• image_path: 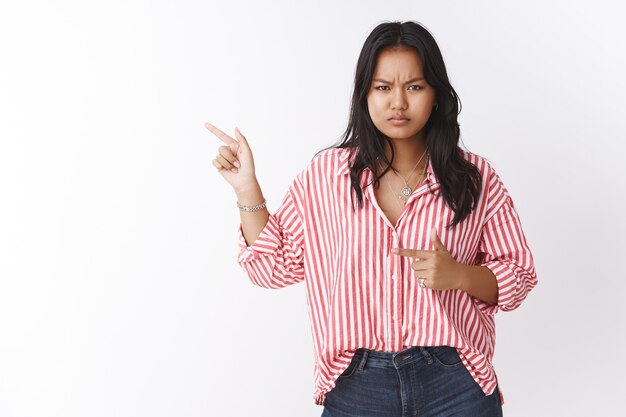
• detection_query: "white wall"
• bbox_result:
[1,0,624,416]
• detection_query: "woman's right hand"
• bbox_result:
[206,122,257,193]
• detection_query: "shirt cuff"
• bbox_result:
[237,214,282,263]
[472,260,518,316]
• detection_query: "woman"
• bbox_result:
[208,20,538,417]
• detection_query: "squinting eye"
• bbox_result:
[374,85,423,91]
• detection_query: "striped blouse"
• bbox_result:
[236,146,538,406]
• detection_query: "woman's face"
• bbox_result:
[367,47,437,141]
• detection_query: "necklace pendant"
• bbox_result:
[401,185,412,197]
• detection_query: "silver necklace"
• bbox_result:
[377,152,429,204]
[399,151,427,197]
[382,164,428,209]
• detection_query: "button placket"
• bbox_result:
[390,231,402,325]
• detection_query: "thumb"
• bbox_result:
[431,226,446,251]
[234,127,250,155]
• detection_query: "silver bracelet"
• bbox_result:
[237,198,267,212]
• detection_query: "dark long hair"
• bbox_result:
[316,20,482,229]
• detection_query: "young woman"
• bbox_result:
[208,20,538,417]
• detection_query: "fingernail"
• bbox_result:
[231,168,238,173]
[233,160,241,168]
[391,248,398,253]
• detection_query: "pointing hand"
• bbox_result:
[206,122,257,192]
[391,227,463,291]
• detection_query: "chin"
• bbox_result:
[380,128,421,140]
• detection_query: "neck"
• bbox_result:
[381,136,428,174]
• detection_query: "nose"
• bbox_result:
[391,88,408,110]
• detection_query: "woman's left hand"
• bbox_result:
[392,227,464,291]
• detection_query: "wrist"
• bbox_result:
[235,179,261,197]
[235,180,266,208]
[455,262,468,291]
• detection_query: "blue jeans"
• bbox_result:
[321,346,503,417]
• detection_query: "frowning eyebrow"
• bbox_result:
[372,77,425,84]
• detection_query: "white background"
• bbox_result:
[1,1,624,416]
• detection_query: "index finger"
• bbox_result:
[392,248,435,259]
[205,122,238,146]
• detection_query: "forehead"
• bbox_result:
[373,47,423,77]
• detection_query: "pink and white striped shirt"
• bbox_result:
[236,147,538,406]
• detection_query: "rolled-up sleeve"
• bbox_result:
[473,166,538,316]
[236,172,306,289]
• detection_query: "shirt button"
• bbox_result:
[391,274,397,280]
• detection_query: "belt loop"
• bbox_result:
[358,350,369,371]
[419,346,433,364]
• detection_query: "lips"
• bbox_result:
[389,116,409,121]
[389,117,410,125]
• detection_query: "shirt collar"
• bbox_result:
[335,148,436,183]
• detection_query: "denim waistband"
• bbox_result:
[350,345,456,370]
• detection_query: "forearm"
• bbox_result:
[236,180,269,247]
[457,264,498,305]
